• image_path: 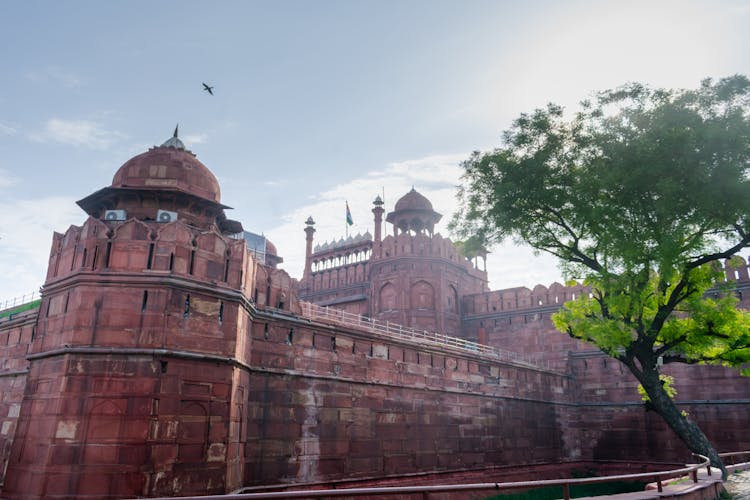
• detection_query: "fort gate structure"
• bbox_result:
[0,133,748,499]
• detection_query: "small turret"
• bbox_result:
[372,195,385,257]
[303,216,316,278]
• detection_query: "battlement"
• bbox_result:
[464,254,750,317]
[46,216,252,293]
[379,232,486,276]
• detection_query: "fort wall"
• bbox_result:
[1,138,748,498]
[2,246,748,498]
[0,309,34,484]
[243,309,569,486]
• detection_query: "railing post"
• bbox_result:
[562,483,570,500]
[692,470,698,483]
[656,476,663,492]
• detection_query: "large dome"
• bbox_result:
[111,143,221,204]
[394,187,433,212]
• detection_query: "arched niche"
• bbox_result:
[379,282,397,312]
[410,280,435,310]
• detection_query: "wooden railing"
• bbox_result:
[721,450,750,472]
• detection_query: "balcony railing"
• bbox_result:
[0,290,40,313]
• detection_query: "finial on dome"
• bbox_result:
[161,124,186,150]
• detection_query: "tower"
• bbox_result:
[4,131,252,498]
[303,216,316,279]
[372,195,384,258]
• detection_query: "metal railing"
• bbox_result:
[0,290,40,312]
[148,454,717,500]
[721,450,750,472]
[299,301,555,371]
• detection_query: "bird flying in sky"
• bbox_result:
[202,83,214,95]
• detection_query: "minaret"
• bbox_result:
[372,195,384,258]
[303,216,316,278]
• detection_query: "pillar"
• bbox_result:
[304,216,315,278]
[372,196,385,258]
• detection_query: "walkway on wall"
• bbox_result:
[0,290,39,313]
[724,469,750,499]
[299,301,558,372]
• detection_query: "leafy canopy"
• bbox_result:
[452,75,750,376]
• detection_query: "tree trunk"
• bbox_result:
[639,368,727,479]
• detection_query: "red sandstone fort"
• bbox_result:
[0,133,748,498]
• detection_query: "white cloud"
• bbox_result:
[0,122,16,136]
[0,196,82,301]
[0,154,562,305]
[263,180,287,187]
[25,67,84,88]
[0,168,19,189]
[183,133,208,146]
[266,153,562,291]
[31,119,124,150]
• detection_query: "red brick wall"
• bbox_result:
[1,249,748,497]
[244,314,568,486]
[566,353,750,461]
[0,310,34,486]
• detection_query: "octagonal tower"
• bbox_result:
[4,130,252,498]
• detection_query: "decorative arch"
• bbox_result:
[178,401,209,462]
[113,218,151,241]
[410,280,435,310]
[447,284,459,313]
[85,399,125,443]
[379,282,397,312]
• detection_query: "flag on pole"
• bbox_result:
[346,201,354,226]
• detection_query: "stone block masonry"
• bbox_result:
[1,133,748,498]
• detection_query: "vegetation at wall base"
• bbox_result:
[485,480,648,500]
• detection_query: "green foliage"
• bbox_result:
[485,481,647,500]
[455,236,486,259]
[453,75,750,375]
[637,374,677,402]
[453,76,750,470]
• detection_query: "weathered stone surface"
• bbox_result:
[1,141,749,499]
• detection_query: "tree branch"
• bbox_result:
[686,232,750,270]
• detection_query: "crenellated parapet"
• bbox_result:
[310,233,373,272]
[377,232,487,277]
[45,216,251,291]
[720,253,750,285]
[463,253,750,318]
[462,281,590,316]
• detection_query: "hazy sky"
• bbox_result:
[1,0,749,301]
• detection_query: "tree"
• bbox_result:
[451,75,750,477]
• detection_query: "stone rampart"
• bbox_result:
[244,308,569,485]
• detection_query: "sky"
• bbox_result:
[1,0,749,302]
